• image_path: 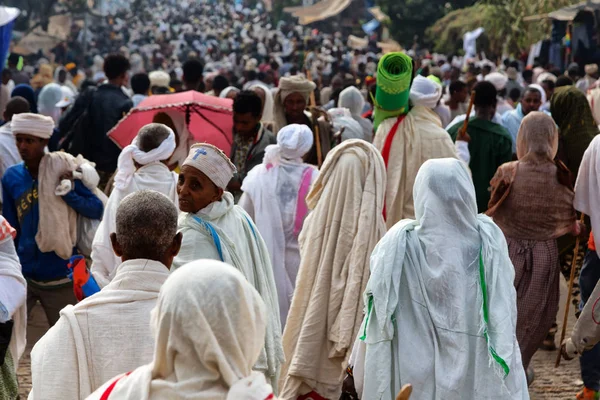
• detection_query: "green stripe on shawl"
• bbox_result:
[373,52,413,132]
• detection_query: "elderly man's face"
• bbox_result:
[177,165,223,213]
[284,93,306,120]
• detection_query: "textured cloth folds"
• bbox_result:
[182,143,237,189]
[278,139,386,400]
[409,75,442,109]
[11,113,54,139]
[114,127,176,190]
[373,52,413,131]
[574,134,600,234]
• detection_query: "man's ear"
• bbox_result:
[110,233,123,257]
[171,232,183,257]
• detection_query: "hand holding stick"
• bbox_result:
[305,69,323,167]
[457,91,475,143]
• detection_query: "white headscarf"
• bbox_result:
[114,125,176,190]
[575,135,600,235]
[359,158,527,399]
[96,261,273,400]
[328,108,365,141]
[248,83,274,125]
[264,124,313,166]
[409,76,442,109]
[528,83,547,105]
[38,83,64,124]
[338,86,365,116]
[219,86,240,98]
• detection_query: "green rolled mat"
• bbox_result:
[373,52,413,132]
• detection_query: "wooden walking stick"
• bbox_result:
[396,384,412,400]
[457,91,476,142]
[305,69,323,167]
[555,213,586,368]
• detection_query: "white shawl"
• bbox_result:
[574,135,600,234]
[373,105,457,229]
[174,192,284,389]
[279,140,386,400]
[355,158,528,400]
[0,217,26,370]
[29,259,170,400]
[86,261,274,400]
[91,163,178,287]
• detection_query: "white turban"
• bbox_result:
[149,70,171,88]
[182,143,236,189]
[276,75,316,103]
[264,124,313,166]
[11,113,55,139]
[484,72,508,91]
[338,86,365,116]
[114,125,177,190]
[536,72,557,84]
[409,76,442,109]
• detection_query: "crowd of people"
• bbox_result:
[2,1,600,399]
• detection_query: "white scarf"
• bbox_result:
[87,262,274,400]
[114,128,176,190]
[574,135,600,234]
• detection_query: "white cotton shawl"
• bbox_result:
[86,261,273,400]
[114,127,176,190]
[0,217,26,371]
[29,259,169,400]
[174,192,284,389]
[373,105,457,229]
[240,124,316,326]
[574,134,600,234]
[249,82,275,125]
[357,158,528,400]
[279,139,386,400]
[91,163,178,287]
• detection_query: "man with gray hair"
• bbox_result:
[28,190,182,400]
[91,123,178,287]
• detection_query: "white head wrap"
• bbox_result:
[264,124,313,166]
[149,70,171,89]
[11,113,55,139]
[528,83,547,105]
[409,76,442,109]
[38,83,64,124]
[114,125,177,190]
[99,261,273,400]
[484,72,508,91]
[248,83,274,124]
[219,86,240,98]
[338,86,365,116]
[536,72,557,84]
[182,143,236,189]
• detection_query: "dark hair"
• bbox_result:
[246,70,258,82]
[131,73,150,95]
[4,96,30,120]
[233,90,263,118]
[522,70,533,81]
[524,86,542,97]
[473,81,497,108]
[541,79,555,91]
[213,75,229,93]
[555,76,574,87]
[508,88,522,103]
[449,80,467,95]
[182,58,204,86]
[103,54,131,80]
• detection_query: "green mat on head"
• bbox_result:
[373,52,413,132]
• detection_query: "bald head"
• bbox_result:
[137,123,173,153]
[111,190,181,266]
[4,96,30,121]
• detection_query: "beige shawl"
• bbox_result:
[279,139,386,400]
[373,105,457,229]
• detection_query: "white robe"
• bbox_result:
[91,163,178,287]
[174,192,284,389]
[28,259,170,400]
[374,105,457,228]
[239,162,318,327]
[353,158,528,400]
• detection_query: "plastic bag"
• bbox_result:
[77,215,100,257]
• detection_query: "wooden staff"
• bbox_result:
[396,384,412,400]
[555,213,586,368]
[458,91,476,141]
[305,69,323,167]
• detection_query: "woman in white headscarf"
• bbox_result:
[38,83,64,124]
[348,158,528,400]
[248,83,275,127]
[338,86,373,142]
[239,124,317,327]
[0,217,26,399]
[86,261,275,400]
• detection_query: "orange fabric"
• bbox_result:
[589,231,596,252]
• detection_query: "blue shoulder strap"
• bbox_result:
[192,216,224,262]
[244,214,258,241]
